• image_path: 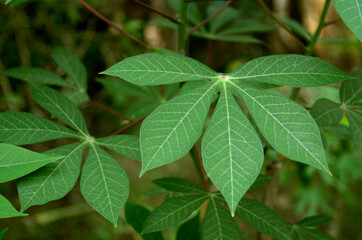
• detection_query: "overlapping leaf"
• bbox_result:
[0,227,8,239]
[176,214,201,240]
[152,177,207,193]
[340,70,362,104]
[297,215,332,227]
[310,99,343,127]
[333,0,362,41]
[18,142,86,211]
[96,135,141,160]
[345,111,362,152]
[0,195,27,218]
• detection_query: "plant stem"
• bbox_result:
[305,0,331,56]
[89,99,137,123]
[289,87,300,101]
[132,0,179,23]
[178,0,189,55]
[190,146,209,190]
[77,0,148,49]
[187,0,233,38]
[109,114,148,136]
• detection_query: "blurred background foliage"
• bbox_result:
[0,0,361,239]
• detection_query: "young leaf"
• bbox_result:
[202,198,242,240]
[18,142,86,211]
[236,198,293,240]
[96,135,141,161]
[231,82,331,175]
[0,195,27,218]
[176,214,201,240]
[0,143,63,183]
[202,83,263,215]
[249,174,271,190]
[0,111,80,145]
[345,110,362,153]
[333,0,362,41]
[52,47,87,91]
[140,83,217,175]
[310,99,343,127]
[152,177,207,193]
[340,71,362,104]
[0,227,9,240]
[297,228,334,240]
[297,215,333,227]
[1,67,73,88]
[101,53,218,85]
[31,84,90,137]
[80,144,129,226]
[227,55,350,87]
[142,195,207,234]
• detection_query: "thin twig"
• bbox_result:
[132,0,179,23]
[257,0,305,49]
[77,0,148,49]
[192,145,209,190]
[89,99,137,123]
[109,114,148,136]
[187,0,233,38]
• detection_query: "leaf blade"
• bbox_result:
[152,177,207,193]
[333,0,362,41]
[310,98,343,127]
[0,195,27,219]
[96,135,141,161]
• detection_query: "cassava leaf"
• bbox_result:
[296,228,334,240]
[0,195,27,219]
[96,135,141,161]
[142,195,207,234]
[310,98,343,127]
[202,82,263,215]
[340,70,362,104]
[18,142,86,211]
[231,82,331,175]
[31,84,90,137]
[333,0,362,41]
[202,198,242,240]
[0,227,9,239]
[0,111,80,145]
[0,143,63,183]
[80,144,129,226]
[97,78,152,98]
[227,55,350,87]
[297,215,333,227]
[176,214,201,240]
[345,110,362,153]
[140,83,217,175]
[101,53,218,85]
[62,90,89,106]
[249,174,271,190]
[152,177,207,193]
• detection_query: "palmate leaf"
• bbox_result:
[80,144,129,226]
[31,84,90,137]
[101,53,219,85]
[18,142,86,211]
[227,55,350,87]
[231,82,331,175]
[142,195,207,234]
[139,83,217,175]
[345,110,362,153]
[340,70,362,104]
[236,198,293,240]
[152,177,207,194]
[310,98,343,127]
[202,82,263,215]
[0,143,63,183]
[0,195,27,218]
[202,198,242,240]
[96,135,141,161]
[0,111,80,145]
[333,0,362,41]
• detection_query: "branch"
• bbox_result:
[132,0,179,23]
[77,0,148,49]
[89,99,137,123]
[109,114,148,136]
[187,0,233,38]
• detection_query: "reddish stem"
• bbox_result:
[192,146,209,190]
[89,99,137,123]
[132,0,179,23]
[109,114,148,136]
[304,106,311,110]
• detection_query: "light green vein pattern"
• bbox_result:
[101,53,218,85]
[140,83,217,175]
[310,98,343,127]
[0,111,80,145]
[96,135,141,161]
[227,55,350,87]
[231,82,331,175]
[333,0,362,41]
[31,84,89,137]
[80,144,129,226]
[202,198,242,240]
[0,194,27,219]
[18,142,86,211]
[142,195,207,234]
[202,83,263,215]
[0,143,63,183]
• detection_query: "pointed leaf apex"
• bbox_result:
[231,213,235,218]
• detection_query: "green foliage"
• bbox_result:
[0,195,27,218]
[152,177,207,193]
[333,0,362,41]
[176,214,201,240]
[292,215,334,240]
[0,228,9,240]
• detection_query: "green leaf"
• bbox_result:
[80,144,129,226]
[101,53,218,85]
[125,202,163,240]
[176,214,201,240]
[142,195,207,234]
[249,174,271,190]
[345,110,362,153]
[227,55,350,87]
[0,227,9,239]
[0,195,27,218]
[98,78,152,98]
[18,142,86,211]
[340,70,362,104]
[152,177,207,193]
[96,135,141,161]
[310,99,343,127]
[0,111,80,145]
[202,198,242,240]
[0,143,63,183]
[202,83,263,215]
[231,82,331,175]
[281,17,311,41]
[297,215,333,227]
[127,100,159,119]
[1,67,74,88]
[236,198,293,240]
[140,83,217,175]
[207,5,238,34]
[31,84,90,137]
[52,46,87,91]
[296,228,334,240]
[62,90,89,106]
[333,0,362,41]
